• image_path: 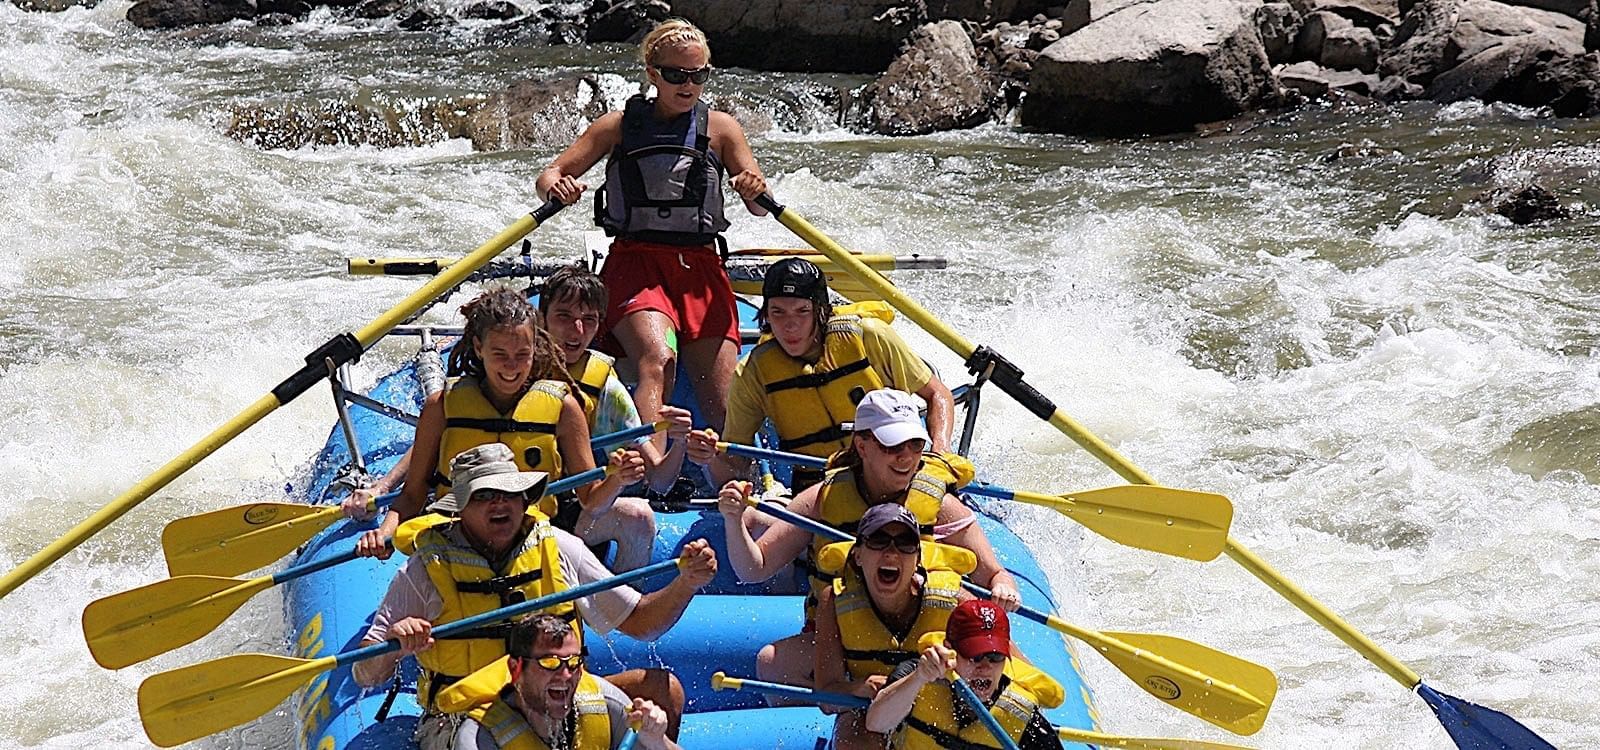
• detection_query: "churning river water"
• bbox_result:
[2,3,1597,748]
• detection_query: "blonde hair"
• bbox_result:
[640,18,710,66]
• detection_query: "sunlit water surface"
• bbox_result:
[2,4,1597,748]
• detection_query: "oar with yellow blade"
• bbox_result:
[752,193,1556,749]
[709,673,1256,750]
[715,441,1231,562]
[88,464,610,670]
[162,420,663,578]
[0,200,568,602]
[735,491,1277,735]
[137,556,684,747]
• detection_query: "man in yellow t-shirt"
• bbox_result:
[687,258,954,490]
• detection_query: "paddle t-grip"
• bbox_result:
[965,346,1056,421]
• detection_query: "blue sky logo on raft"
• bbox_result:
[1143,675,1181,701]
[244,505,280,525]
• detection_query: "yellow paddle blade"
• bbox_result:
[1089,630,1278,735]
[1012,486,1232,562]
[139,652,333,747]
[163,502,340,577]
[83,574,271,670]
[1056,725,1257,750]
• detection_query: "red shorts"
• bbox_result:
[598,238,740,352]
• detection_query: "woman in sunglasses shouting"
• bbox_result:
[715,389,1021,715]
[810,504,995,748]
[536,18,769,450]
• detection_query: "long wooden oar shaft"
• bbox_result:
[752,195,1422,689]
[1,200,567,602]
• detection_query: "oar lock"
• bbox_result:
[272,332,364,403]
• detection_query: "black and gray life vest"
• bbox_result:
[594,95,730,246]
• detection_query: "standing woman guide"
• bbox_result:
[536,18,769,444]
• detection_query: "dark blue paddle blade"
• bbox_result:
[1417,683,1556,750]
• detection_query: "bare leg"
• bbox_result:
[611,310,678,454]
[575,497,656,572]
[605,668,685,740]
[677,335,737,432]
[754,632,815,707]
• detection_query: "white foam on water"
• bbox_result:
[2,6,1597,749]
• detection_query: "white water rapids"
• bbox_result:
[2,3,1597,748]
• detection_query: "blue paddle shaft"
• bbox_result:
[952,676,1021,750]
[730,677,868,709]
[330,558,680,669]
[723,442,827,469]
[617,729,639,750]
[269,547,366,585]
[594,422,656,449]
[546,465,606,496]
[963,481,1017,501]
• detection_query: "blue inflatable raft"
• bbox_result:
[282,294,1101,749]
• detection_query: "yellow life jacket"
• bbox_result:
[409,512,573,710]
[567,350,615,427]
[436,376,568,516]
[436,659,612,750]
[815,540,975,681]
[891,659,1065,750]
[809,452,975,568]
[746,302,894,456]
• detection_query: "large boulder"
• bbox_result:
[1258,2,1305,62]
[1322,22,1381,69]
[671,0,1055,71]
[1021,0,1281,135]
[1425,36,1600,113]
[860,20,999,135]
[1290,0,1399,25]
[461,76,610,151]
[126,0,254,28]
[584,0,669,43]
[1383,0,1585,84]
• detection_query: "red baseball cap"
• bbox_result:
[946,599,1010,658]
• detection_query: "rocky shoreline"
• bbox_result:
[11,0,1594,220]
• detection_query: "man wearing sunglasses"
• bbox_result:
[353,443,716,750]
[867,600,1066,750]
[447,614,683,750]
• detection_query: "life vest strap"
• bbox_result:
[777,425,853,452]
[454,569,545,595]
[763,357,872,394]
[443,416,558,434]
[903,715,1000,750]
[843,647,916,667]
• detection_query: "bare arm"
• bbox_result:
[866,645,952,734]
[357,392,444,557]
[717,480,816,583]
[536,112,621,203]
[938,494,1019,600]
[643,405,692,493]
[710,111,768,214]
[916,374,956,455]
[616,539,717,640]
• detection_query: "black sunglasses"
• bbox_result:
[861,530,920,555]
[654,64,712,85]
[967,652,1007,665]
